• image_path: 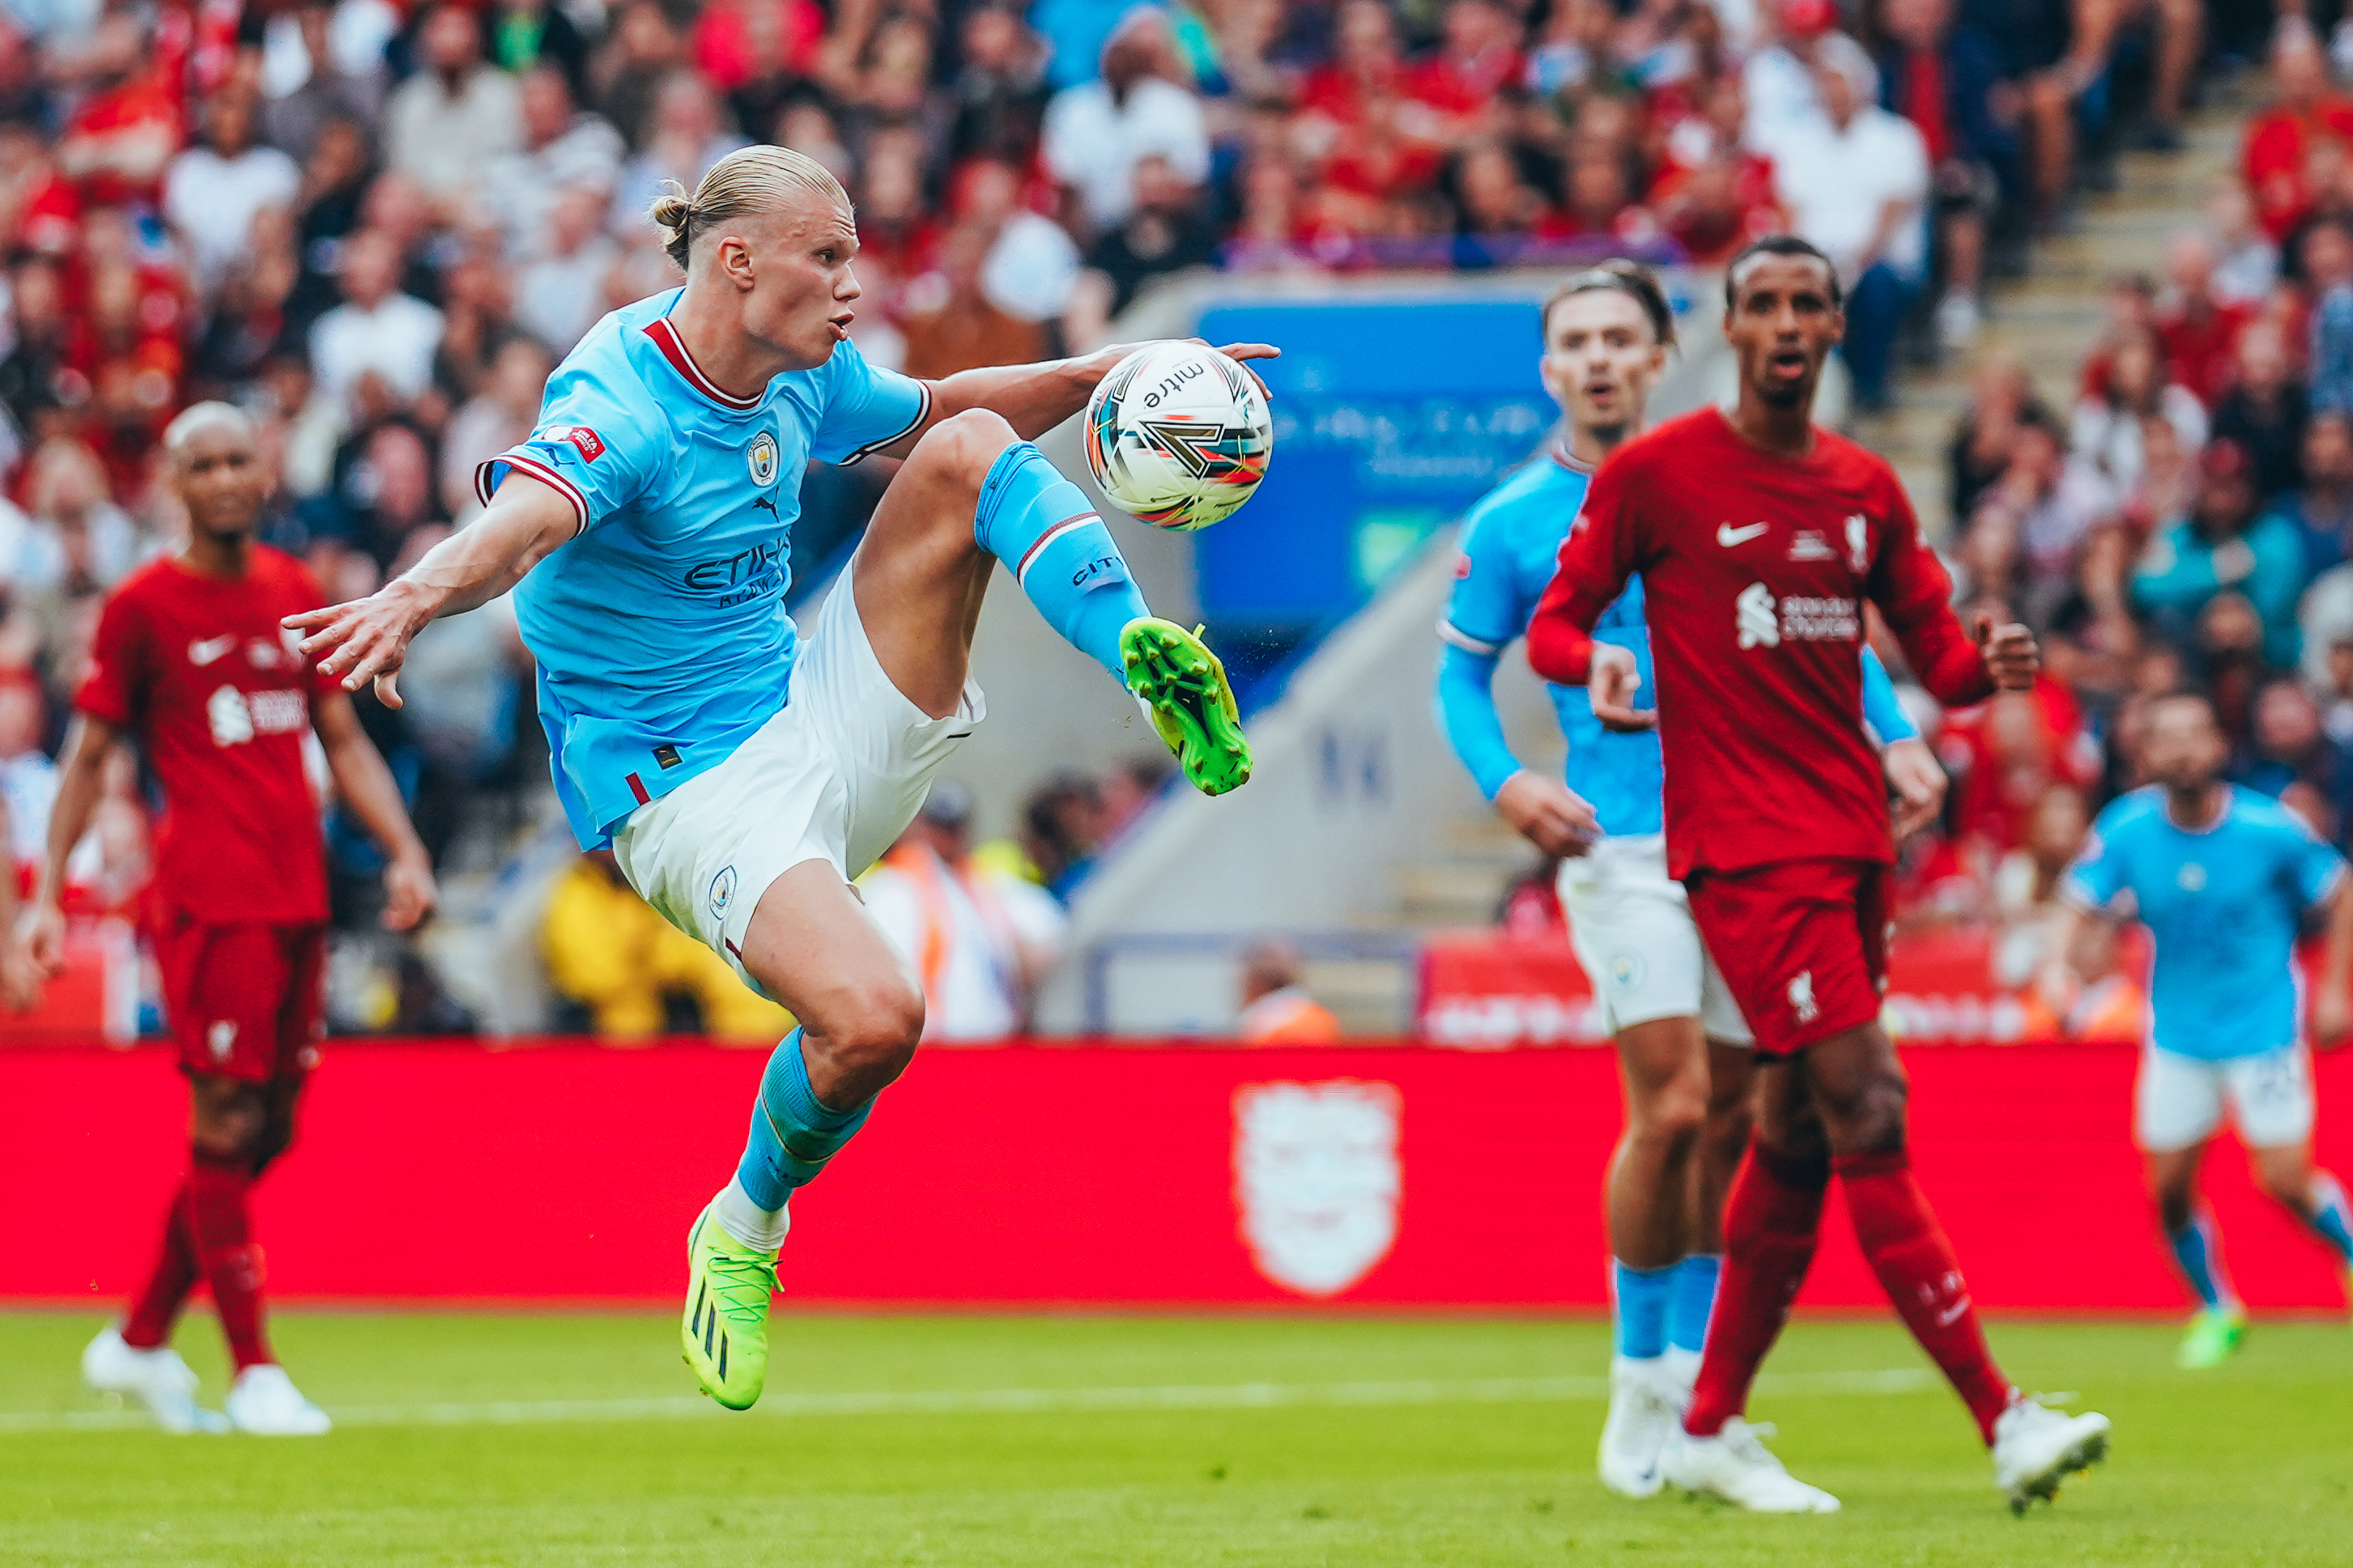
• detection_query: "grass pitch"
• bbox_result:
[2,1311,2347,1566]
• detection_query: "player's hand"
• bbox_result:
[381,851,439,933]
[17,900,66,981]
[1193,338,1279,402]
[1883,737,1947,842]
[2313,988,2353,1047]
[1588,644,1657,732]
[1972,613,2040,691]
[284,582,434,709]
[1495,770,1601,857]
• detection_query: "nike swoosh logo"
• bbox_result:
[1717,523,1769,546]
[189,635,238,665]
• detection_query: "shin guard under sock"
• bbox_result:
[1612,1260,1674,1361]
[1685,1145,1828,1438]
[732,1029,872,1225]
[187,1147,271,1371]
[2166,1211,2236,1310]
[974,442,1151,678]
[1836,1148,2013,1445]
[121,1179,200,1350]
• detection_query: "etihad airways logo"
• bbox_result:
[1735,584,1860,649]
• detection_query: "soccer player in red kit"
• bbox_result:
[1526,236,2112,1514]
[16,404,436,1436]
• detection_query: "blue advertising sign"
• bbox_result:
[1191,298,1555,631]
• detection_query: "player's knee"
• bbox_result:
[2151,1184,2195,1234]
[193,1094,268,1162]
[827,979,925,1085]
[2254,1162,2308,1211]
[908,409,1017,496]
[1630,1073,1708,1151]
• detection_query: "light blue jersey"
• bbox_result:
[2065,785,2348,1060]
[1434,443,1916,835]
[477,290,930,848]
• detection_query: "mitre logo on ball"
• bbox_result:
[1232,1080,1402,1298]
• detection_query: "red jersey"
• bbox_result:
[77,548,335,926]
[1526,408,1993,879]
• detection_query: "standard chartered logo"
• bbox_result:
[1736,583,1780,648]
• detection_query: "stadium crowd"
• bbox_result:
[0,0,2325,1035]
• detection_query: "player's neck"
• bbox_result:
[2164,783,2226,831]
[1566,421,1636,468]
[179,531,253,580]
[671,284,793,401]
[1725,389,1817,458]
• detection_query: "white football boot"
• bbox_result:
[81,1326,229,1434]
[1597,1357,1679,1498]
[1662,1417,1841,1513]
[225,1365,333,1436]
[1991,1395,2110,1514]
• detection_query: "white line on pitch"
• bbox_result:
[0,1368,1932,1434]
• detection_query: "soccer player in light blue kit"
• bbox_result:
[287,148,1265,1409]
[2046,691,2353,1366]
[1433,264,1948,1496]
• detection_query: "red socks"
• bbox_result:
[1686,1143,1828,1438]
[186,1148,273,1372]
[1835,1149,2013,1446]
[121,1179,200,1350]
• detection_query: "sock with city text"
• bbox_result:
[121,1179,200,1350]
[974,441,1151,678]
[1836,1149,2013,1447]
[1684,1145,1828,1438]
[2167,1212,2234,1310]
[1668,1253,1721,1356]
[730,1030,870,1239]
[2308,1171,2353,1264]
[186,1146,271,1371]
[1612,1260,1673,1361]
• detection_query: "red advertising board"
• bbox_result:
[2,1040,2346,1311]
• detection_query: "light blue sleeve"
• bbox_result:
[812,338,933,465]
[1433,508,1531,801]
[2062,805,2134,911]
[1858,648,1917,743]
[477,356,664,534]
[2285,812,2349,909]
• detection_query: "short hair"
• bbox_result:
[1725,234,1843,309]
[1541,260,1677,348]
[649,146,853,271]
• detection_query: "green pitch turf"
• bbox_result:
[2,1311,2347,1566]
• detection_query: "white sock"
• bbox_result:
[1662,1345,1701,1396]
[712,1180,790,1253]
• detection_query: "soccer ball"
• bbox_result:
[1083,341,1274,531]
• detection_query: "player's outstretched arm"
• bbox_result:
[19,714,121,981]
[284,473,579,708]
[311,691,439,933]
[866,340,1282,455]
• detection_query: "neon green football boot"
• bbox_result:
[2176,1305,2246,1370]
[680,1205,778,1410]
[1120,618,1252,797]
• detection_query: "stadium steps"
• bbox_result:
[1854,87,2249,540]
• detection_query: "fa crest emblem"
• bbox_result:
[747,431,780,487]
[1232,1080,1402,1298]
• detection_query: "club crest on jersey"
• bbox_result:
[1232,1080,1401,1298]
[1788,971,1819,1025]
[747,431,780,487]
[709,865,738,919]
[1845,513,1871,572]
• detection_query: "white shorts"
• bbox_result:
[1557,834,1753,1046]
[610,569,985,997]
[2135,1042,2317,1154]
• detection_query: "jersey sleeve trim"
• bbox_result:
[477,450,591,536]
[837,379,933,467]
[1436,618,1504,657]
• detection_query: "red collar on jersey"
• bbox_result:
[642,315,764,411]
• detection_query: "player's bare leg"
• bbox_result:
[855,409,1249,793]
[2248,1141,2353,1324]
[2147,1140,2245,1366]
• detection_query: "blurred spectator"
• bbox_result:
[2153,231,2251,410]
[2242,24,2353,244]
[309,229,444,414]
[1024,769,1105,901]
[1236,936,1342,1043]
[900,223,1049,380]
[516,185,619,352]
[1989,784,2089,988]
[2289,413,2353,575]
[610,70,747,238]
[480,66,626,257]
[260,2,390,155]
[1044,9,1209,235]
[2306,217,2353,416]
[484,0,593,96]
[543,851,793,1040]
[0,674,49,865]
[957,155,1082,326]
[2239,678,2353,842]
[442,338,555,521]
[1962,415,2109,625]
[1770,33,1926,410]
[385,3,526,210]
[2209,322,2307,502]
[308,419,441,573]
[2134,440,2305,673]
[1948,355,2057,525]
[1875,0,2013,350]
[165,90,300,300]
[57,16,181,210]
[2069,328,2206,501]
[13,440,138,597]
[862,783,1066,1042]
[948,1,1050,168]
[2207,182,2279,308]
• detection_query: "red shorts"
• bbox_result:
[154,916,327,1084]
[1684,859,1891,1057]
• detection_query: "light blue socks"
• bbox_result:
[974,442,1150,678]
